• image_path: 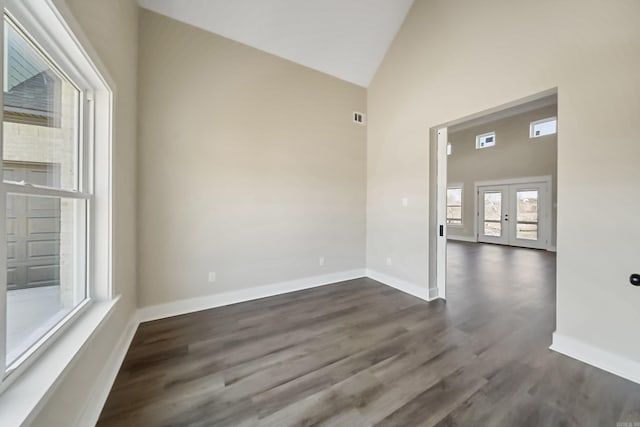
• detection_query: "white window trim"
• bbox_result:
[529,116,557,139]
[446,184,464,227]
[0,0,115,423]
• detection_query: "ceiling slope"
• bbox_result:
[137,0,414,87]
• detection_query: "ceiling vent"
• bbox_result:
[353,111,366,125]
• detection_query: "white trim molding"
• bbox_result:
[137,269,367,323]
[550,333,640,385]
[0,297,121,426]
[366,269,438,302]
[73,270,438,423]
[447,235,477,243]
[76,315,138,426]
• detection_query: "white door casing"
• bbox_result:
[436,127,448,299]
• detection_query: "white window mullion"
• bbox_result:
[2,183,90,199]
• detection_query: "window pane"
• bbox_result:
[517,190,538,222]
[484,192,502,221]
[531,119,557,137]
[476,132,496,149]
[447,188,462,207]
[447,206,462,220]
[517,223,538,240]
[3,20,80,191]
[484,221,501,237]
[6,194,86,366]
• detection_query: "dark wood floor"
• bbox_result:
[98,242,640,426]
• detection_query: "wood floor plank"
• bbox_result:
[97,242,640,426]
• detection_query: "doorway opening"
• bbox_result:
[430,89,558,301]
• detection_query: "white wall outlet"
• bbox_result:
[319,257,325,266]
[402,197,408,207]
[386,257,392,266]
[208,272,216,283]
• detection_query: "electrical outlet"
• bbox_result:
[402,197,408,207]
[208,272,216,283]
[386,257,392,266]
[319,257,325,266]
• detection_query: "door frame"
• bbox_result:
[474,175,553,250]
[428,88,558,302]
[435,128,448,300]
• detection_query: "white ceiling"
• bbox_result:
[137,0,415,87]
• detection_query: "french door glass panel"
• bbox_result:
[478,183,548,249]
[483,191,502,237]
[478,186,508,245]
[516,190,539,241]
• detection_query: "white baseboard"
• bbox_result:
[550,332,640,385]
[79,268,439,423]
[366,269,435,302]
[137,269,367,323]
[76,315,139,426]
[548,245,557,252]
[447,235,477,243]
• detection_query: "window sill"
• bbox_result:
[0,295,120,426]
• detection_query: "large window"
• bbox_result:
[2,15,89,370]
[0,0,117,391]
[446,187,463,225]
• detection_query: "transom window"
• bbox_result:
[530,117,557,138]
[476,132,495,149]
[446,187,463,225]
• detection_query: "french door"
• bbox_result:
[478,181,550,250]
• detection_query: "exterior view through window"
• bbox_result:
[3,16,88,368]
[483,191,502,237]
[446,187,462,225]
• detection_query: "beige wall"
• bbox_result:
[447,105,558,244]
[137,11,366,307]
[368,0,640,365]
[31,0,139,425]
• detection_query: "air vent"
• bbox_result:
[353,111,366,125]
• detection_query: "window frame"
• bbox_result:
[0,0,114,396]
[446,185,463,227]
[529,116,557,139]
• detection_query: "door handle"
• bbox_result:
[440,225,444,237]
[631,274,640,287]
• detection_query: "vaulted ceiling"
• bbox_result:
[137,0,415,87]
